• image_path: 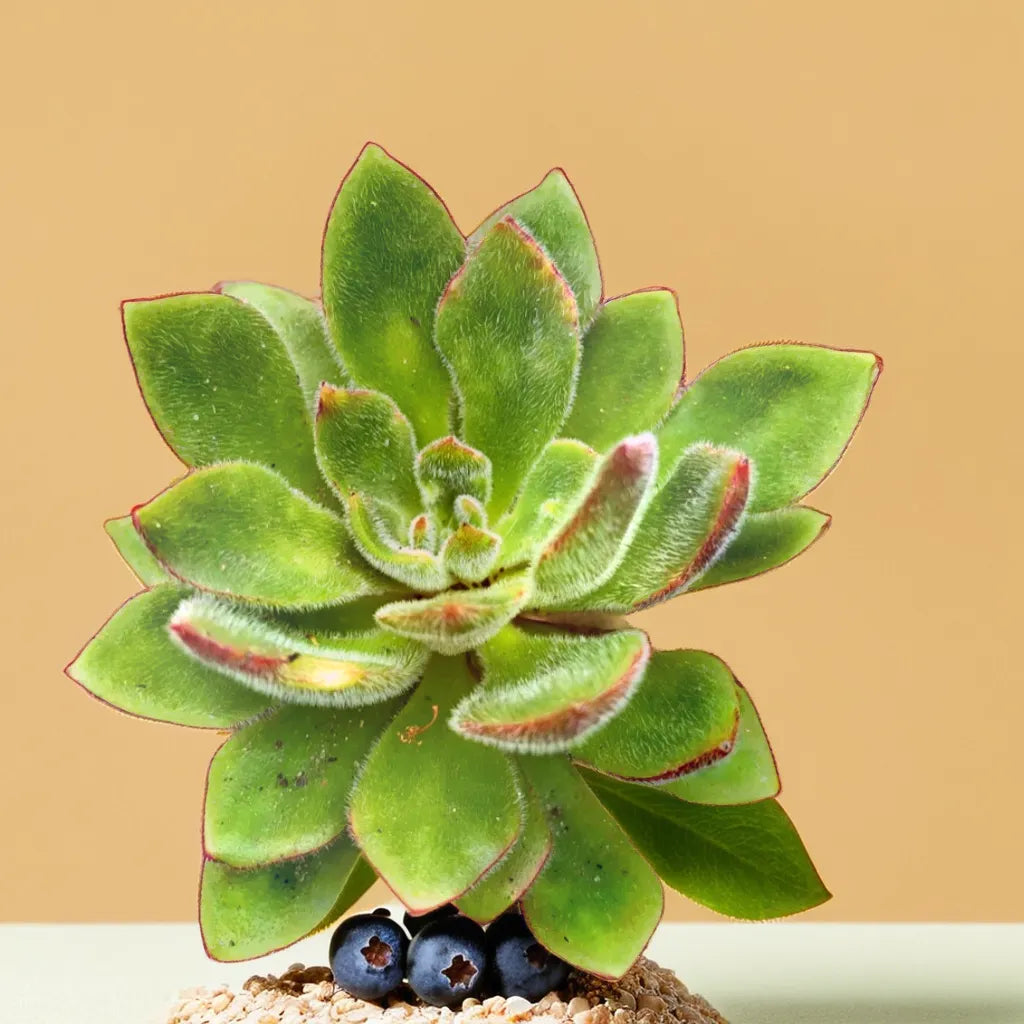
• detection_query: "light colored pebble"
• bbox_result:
[345,1010,371,1022]
[212,993,233,1014]
[566,998,591,1018]
[503,996,533,1019]
[482,997,505,1014]
[636,996,665,1015]
[613,1011,632,1024]
[461,1000,481,1010]
[549,1002,567,1019]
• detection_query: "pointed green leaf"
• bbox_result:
[585,772,830,919]
[205,699,402,868]
[315,386,422,522]
[133,463,383,608]
[531,435,658,609]
[415,436,492,522]
[349,656,521,911]
[216,281,348,409]
[123,292,332,506]
[578,444,749,612]
[470,169,601,325]
[495,439,598,570]
[441,523,501,583]
[200,835,360,961]
[519,756,662,978]
[346,492,450,592]
[170,594,427,707]
[435,218,580,517]
[66,585,269,728]
[408,513,437,550]
[456,779,551,924]
[321,143,465,444]
[452,626,650,753]
[105,515,170,585]
[574,650,740,782]
[453,495,487,529]
[563,290,683,451]
[663,682,780,805]
[691,506,831,591]
[659,344,881,512]
[315,855,379,934]
[374,570,534,656]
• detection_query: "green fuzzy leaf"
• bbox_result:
[415,437,492,524]
[495,439,597,570]
[346,492,450,592]
[586,772,830,919]
[662,682,780,805]
[453,495,486,529]
[67,585,269,728]
[452,626,650,753]
[531,435,658,609]
[315,855,379,933]
[216,281,348,409]
[690,506,831,591]
[170,594,427,707]
[349,656,521,911]
[519,756,662,979]
[321,143,465,444]
[456,779,551,924]
[563,290,683,451]
[441,523,501,583]
[315,386,423,524]
[659,344,881,512]
[133,463,383,608]
[200,835,361,961]
[205,699,402,868]
[470,169,601,325]
[105,515,170,585]
[374,570,533,656]
[435,218,580,517]
[123,292,331,506]
[573,650,740,782]
[578,444,749,612]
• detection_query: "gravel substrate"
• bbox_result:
[165,958,727,1024]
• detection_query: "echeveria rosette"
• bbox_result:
[67,142,881,979]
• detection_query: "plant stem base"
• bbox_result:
[166,957,728,1024]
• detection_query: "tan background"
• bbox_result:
[2,0,1021,924]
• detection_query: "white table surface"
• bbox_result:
[2,923,1022,1024]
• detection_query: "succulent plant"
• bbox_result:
[68,143,881,979]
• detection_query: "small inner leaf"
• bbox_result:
[531,435,658,609]
[170,593,428,707]
[441,523,501,584]
[573,650,740,782]
[346,492,451,593]
[495,439,598,570]
[315,386,423,523]
[451,625,650,753]
[374,570,534,656]
[416,436,493,523]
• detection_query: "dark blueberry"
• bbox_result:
[486,912,570,1001]
[403,902,458,938]
[407,915,487,1007]
[329,913,409,1002]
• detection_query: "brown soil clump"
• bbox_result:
[166,957,727,1024]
